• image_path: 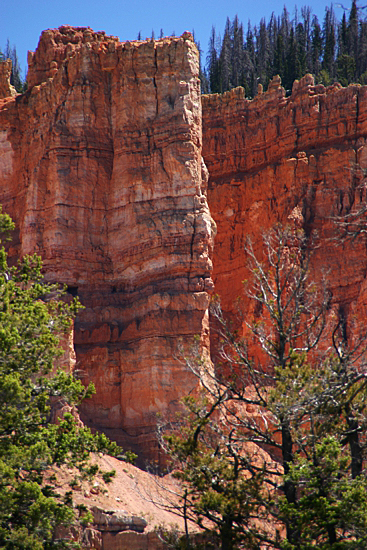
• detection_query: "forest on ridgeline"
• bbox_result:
[2,0,367,96]
[201,0,367,96]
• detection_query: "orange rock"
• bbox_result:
[202,75,367,357]
[0,27,215,463]
[0,60,16,99]
[3,30,367,467]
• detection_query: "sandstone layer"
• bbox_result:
[3,26,367,465]
[0,59,16,99]
[0,27,215,463]
[202,75,367,336]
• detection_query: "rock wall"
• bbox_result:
[0,27,215,463]
[202,75,367,333]
[0,60,16,99]
[3,26,367,465]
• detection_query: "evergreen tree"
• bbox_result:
[207,26,221,93]
[358,19,367,82]
[274,33,286,79]
[164,225,367,548]
[301,5,312,72]
[219,18,232,92]
[339,12,348,56]
[285,27,297,91]
[3,40,24,93]
[337,53,356,86]
[204,0,367,96]
[322,6,337,82]
[0,207,128,548]
[295,22,307,78]
[245,22,256,96]
[347,0,359,62]
[311,15,322,78]
[256,18,271,87]
[231,16,245,89]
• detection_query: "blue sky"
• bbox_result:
[2,0,346,79]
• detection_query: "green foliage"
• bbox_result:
[1,40,25,93]
[279,437,367,549]
[164,395,267,550]
[205,1,367,96]
[164,225,367,549]
[337,54,356,86]
[101,469,116,483]
[0,208,122,548]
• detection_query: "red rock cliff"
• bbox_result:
[202,75,367,334]
[3,27,367,463]
[0,27,215,463]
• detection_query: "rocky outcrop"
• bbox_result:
[91,506,147,533]
[202,75,367,333]
[3,24,367,467]
[0,27,215,463]
[0,60,16,99]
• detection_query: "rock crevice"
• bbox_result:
[0,28,214,463]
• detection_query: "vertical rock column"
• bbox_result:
[72,34,215,462]
[0,28,215,464]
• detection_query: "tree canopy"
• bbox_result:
[0,207,126,548]
[205,0,367,95]
[162,225,367,549]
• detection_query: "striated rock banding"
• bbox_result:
[203,75,367,336]
[3,27,367,465]
[0,27,215,463]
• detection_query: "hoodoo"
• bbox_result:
[0,27,215,463]
[2,27,367,461]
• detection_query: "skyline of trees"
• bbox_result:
[1,0,366,97]
[203,0,367,95]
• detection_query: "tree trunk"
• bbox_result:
[282,420,298,545]
[220,516,234,550]
[345,406,363,478]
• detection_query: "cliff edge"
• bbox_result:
[0,26,215,463]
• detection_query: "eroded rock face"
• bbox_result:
[202,74,367,340]
[3,28,367,466]
[0,27,215,463]
[0,60,16,99]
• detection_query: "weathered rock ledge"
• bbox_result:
[0,27,215,463]
[203,74,367,340]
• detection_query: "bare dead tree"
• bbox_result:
[158,225,367,548]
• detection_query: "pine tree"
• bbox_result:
[219,18,232,92]
[0,207,127,548]
[285,27,297,91]
[256,18,271,88]
[245,22,256,96]
[311,15,322,78]
[347,0,359,60]
[339,12,348,56]
[358,19,367,82]
[207,26,221,93]
[301,5,312,73]
[4,40,24,93]
[295,22,307,79]
[322,6,337,82]
[231,15,245,89]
